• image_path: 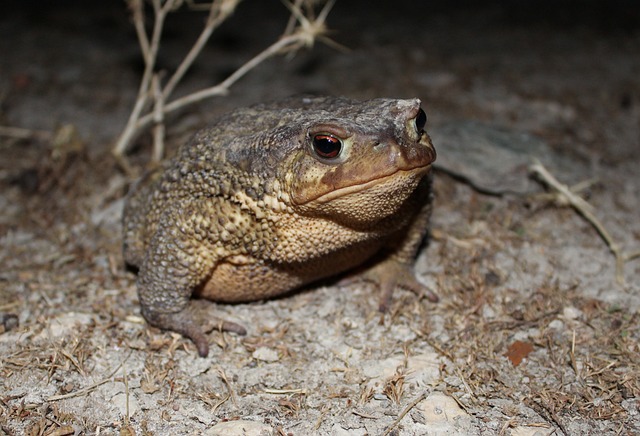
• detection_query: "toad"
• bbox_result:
[123,96,437,357]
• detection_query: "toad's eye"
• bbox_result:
[312,134,342,159]
[415,108,427,134]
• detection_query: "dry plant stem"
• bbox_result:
[217,367,238,408]
[456,368,476,399]
[123,366,130,423]
[134,32,313,133]
[0,126,51,141]
[152,73,165,162]
[264,388,305,394]
[60,349,85,377]
[624,250,640,262]
[284,0,305,35]
[530,160,636,286]
[151,0,241,160]
[211,393,230,413]
[351,410,377,419]
[114,0,334,158]
[47,352,132,401]
[161,0,238,100]
[570,329,580,378]
[382,391,428,436]
[129,0,150,60]
[114,0,176,157]
[525,398,569,436]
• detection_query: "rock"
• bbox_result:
[562,306,582,321]
[431,121,583,195]
[418,392,468,422]
[252,347,280,362]
[361,352,441,389]
[206,420,273,436]
[331,423,367,435]
[510,425,554,436]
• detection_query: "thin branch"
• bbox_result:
[284,0,305,36]
[128,0,150,60]
[151,73,165,161]
[316,0,335,25]
[47,352,133,401]
[382,391,428,436]
[217,367,238,409]
[123,366,131,423]
[114,0,335,160]
[530,160,638,286]
[0,126,51,141]
[161,0,241,100]
[113,0,177,157]
[624,250,640,262]
[134,32,311,134]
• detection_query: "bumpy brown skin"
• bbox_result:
[123,96,437,357]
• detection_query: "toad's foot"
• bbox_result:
[344,258,438,312]
[141,307,246,357]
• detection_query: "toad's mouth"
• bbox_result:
[310,164,432,204]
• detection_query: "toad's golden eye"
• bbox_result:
[312,134,342,159]
[415,108,427,134]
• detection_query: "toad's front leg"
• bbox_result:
[136,208,245,357]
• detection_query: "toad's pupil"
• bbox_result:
[313,134,342,159]
[415,108,427,133]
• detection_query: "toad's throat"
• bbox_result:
[310,165,431,204]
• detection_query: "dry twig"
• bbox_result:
[0,126,51,142]
[530,160,640,286]
[47,352,132,401]
[113,0,337,162]
[382,391,428,436]
[123,366,131,423]
[264,388,306,394]
[216,366,238,408]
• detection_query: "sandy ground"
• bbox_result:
[1,1,639,435]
